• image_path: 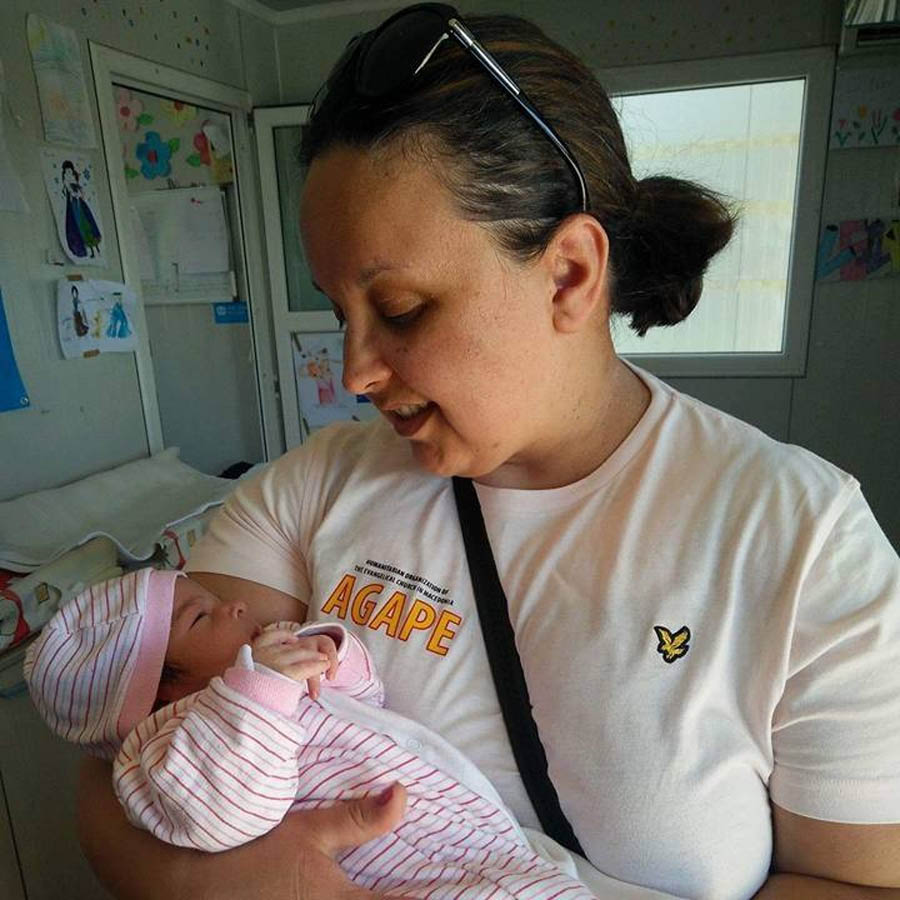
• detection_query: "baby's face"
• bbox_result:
[163,577,261,696]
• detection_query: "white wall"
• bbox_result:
[0,0,277,498]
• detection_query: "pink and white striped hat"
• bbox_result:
[23,567,181,760]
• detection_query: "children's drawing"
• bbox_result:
[816,216,900,281]
[0,287,30,413]
[41,150,106,267]
[116,85,234,190]
[56,279,138,359]
[829,67,900,149]
[291,332,374,432]
[26,14,96,147]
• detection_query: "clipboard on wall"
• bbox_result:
[129,186,235,305]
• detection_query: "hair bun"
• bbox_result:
[611,176,736,336]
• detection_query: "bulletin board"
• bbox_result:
[129,186,234,305]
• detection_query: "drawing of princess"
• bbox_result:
[61,161,102,259]
[71,285,88,337]
[105,295,132,339]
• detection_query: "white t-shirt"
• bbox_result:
[187,365,900,900]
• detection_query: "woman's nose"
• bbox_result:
[342,322,392,397]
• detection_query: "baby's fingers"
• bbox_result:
[253,628,298,649]
[281,657,331,684]
[316,636,340,680]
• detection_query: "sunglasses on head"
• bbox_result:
[314,2,589,212]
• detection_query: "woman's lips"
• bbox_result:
[385,402,435,437]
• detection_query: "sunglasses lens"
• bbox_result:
[356,9,449,98]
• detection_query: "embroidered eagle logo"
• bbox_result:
[653,625,691,664]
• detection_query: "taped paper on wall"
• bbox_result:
[830,66,900,149]
[816,216,900,281]
[292,331,373,432]
[0,63,28,214]
[0,287,30,413]
[57,279,137,358]
[41,149,106,267]
[26,14,97,147]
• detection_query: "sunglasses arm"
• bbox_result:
[447,18,589,211]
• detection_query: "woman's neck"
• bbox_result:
[476,355,650,491]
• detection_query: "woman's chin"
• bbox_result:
[410,440,495,481]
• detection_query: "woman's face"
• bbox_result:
[300,145,570,486]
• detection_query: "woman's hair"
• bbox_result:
[301,14,736,336]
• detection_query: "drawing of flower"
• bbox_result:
[115,88,142,131]
[871,109,886,144]
[188,128,212,167]
[857,105,868,118]
[115,87,153,132]
[893,107,900,122]
[135,131,176,179]
[160,99,197,126]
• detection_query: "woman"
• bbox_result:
[78,6,900,898]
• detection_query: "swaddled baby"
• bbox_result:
[25,568,597,899]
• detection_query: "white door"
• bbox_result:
[91,45,282,469]
[254,106,377,450]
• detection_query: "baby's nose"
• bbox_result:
[223,600,246,619]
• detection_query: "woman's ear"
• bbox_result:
[546,215,610,334]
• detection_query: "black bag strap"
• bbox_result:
[451,476,585,857]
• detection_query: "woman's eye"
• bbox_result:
[382,307,421,328]
[191,612,208,628]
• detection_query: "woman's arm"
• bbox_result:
[78,756,406,900]
[753,805,900,899]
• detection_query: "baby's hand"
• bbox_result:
[251,629,339,700]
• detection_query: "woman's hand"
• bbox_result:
[252,629,339,700]
[78,756,407,900]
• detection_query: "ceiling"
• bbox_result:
[229,0,401,23]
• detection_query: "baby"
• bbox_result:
[25,567,598,899]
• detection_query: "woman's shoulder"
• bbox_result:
[260,417,433,509]
[638,371,859,528]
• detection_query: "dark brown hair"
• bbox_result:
[301,13,736,336]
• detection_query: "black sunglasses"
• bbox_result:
[314,2,589,212]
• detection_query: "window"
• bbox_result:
[600,49,834,376]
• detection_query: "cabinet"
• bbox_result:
[0,645,111,899]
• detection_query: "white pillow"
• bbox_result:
[0,448,234,572]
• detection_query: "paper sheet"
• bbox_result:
[26,14,97,147]
[829,66,900,149]
[57,278,138,358]
[292,331,372,432]
[41,149,107,267]
[0,287,30,413]
[176,191,230,274]
[0,62,28,214]
[816,215,900,280]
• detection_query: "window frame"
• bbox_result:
[598,47,835,378]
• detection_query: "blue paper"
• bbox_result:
[0,288,29,413]
[213,301,248,324]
